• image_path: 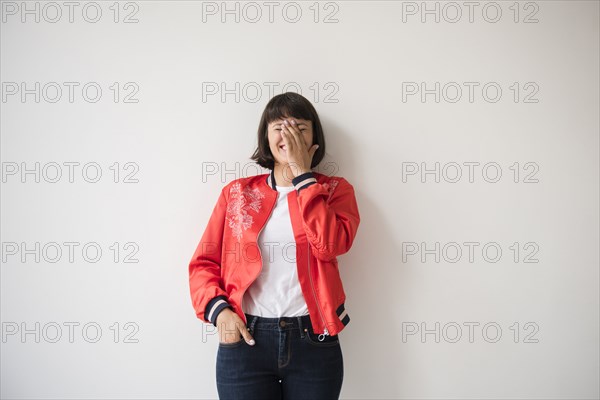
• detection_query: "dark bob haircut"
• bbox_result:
[250,92,326,170]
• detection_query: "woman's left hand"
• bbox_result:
[281,118,319,177]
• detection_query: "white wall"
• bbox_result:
[1,1,598,399]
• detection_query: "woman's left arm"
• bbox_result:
[292,172,361,262]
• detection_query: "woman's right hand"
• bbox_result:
[216,308,256,346]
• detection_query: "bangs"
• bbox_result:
[264,93,313,124]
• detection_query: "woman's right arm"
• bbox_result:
[188,186,233,327]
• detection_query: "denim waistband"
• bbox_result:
[244,312,312,332]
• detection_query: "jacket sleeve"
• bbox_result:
[188,185,233,326]
[291,171,360,262]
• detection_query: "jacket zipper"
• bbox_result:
[308,244,330,341]
[240,191,278,325]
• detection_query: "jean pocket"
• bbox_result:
[302,327,340,347]
[218,337,245,348]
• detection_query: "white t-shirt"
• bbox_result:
[241,184,310,317]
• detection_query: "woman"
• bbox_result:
[189,92,360,400]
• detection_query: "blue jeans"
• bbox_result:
[216,312,344,400]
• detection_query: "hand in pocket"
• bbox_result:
[216,308,255,345]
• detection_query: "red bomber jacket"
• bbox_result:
[188,169,360,338]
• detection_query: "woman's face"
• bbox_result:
[267,116,314,167]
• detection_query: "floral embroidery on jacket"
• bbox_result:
[226,182,265,241]
[322,179,339,203]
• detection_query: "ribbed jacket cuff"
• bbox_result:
[292,171,317,193]
[205,295,233,326]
